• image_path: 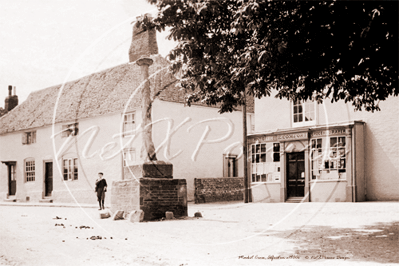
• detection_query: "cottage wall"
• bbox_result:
[0,111,141,205]
[255,93,399,201]
[152,100,247,201]
[0,98,249,203]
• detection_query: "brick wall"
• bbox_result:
[194,177,244,204]
[111,178,187,221]
[140,178,187,221]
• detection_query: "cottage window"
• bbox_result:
[22,131,36,145]
[25,159,35,182]
[311,137,346,180]
[250,143,281,182]
[123,113,135,137]
[63,158,78,181]
[123,148,136,167]
[62,123,79,138]
[292,100,316,127]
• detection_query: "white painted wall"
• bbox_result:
[152,100,246,201]
[0,100,248,203]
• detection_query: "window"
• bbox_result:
[22,131,36,145]
[310,136,346,180]
[123,148,136,166]
[62,123,79,138]
[63,158,78,180]
[25,160,35,182]
[273,143,280,162]
[250,143,281,182]
[123,113,135,137]
[293,100,316,127]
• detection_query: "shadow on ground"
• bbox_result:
[260,221,399,264]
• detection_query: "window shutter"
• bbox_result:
[32,131,36,143]
[22,133,27,145]
[73,123,79,136]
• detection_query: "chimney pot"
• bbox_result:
[5,85,18,112]
[13,86,16,96]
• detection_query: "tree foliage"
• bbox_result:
[141,0,398,112]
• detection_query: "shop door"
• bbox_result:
[8,164,16,196]
[287,152,305,198]
[45,162,53,197]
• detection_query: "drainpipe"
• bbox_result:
[352,125,356,202]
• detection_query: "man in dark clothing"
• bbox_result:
[95,172,107,210]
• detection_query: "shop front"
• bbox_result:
[248,121,365,203]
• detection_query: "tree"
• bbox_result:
[141,0,397,111]
[140,0,398,202]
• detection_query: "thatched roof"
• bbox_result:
[0,55,179,134]
[0,54,254,135]
[0,107,6,117]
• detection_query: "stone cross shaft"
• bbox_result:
[136,57,157,162]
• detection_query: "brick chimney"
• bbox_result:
[5,85,18,112]
[129,14,158,63]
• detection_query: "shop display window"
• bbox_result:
[311,136,346,180]
[250,142,280,182]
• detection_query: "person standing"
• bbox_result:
[95,172,107,210]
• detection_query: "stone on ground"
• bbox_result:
[194,212,202,218]
[165,211,174,220]
[99,209,112,219]
[112,210,124,220]
[128,210,144,223]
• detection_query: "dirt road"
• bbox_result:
[0,202,398,266]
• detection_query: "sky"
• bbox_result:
[0,0,176,106]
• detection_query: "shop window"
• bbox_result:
[292,100,316,127]
[310,137,346,180]
[250,143,281,183]
[123,148,136,167]
[63,158,78,181]
[123,112,135,137]
[22,131,36,145]
[62,123,79,138]
[25,159,35,182]
[273,143,280,162]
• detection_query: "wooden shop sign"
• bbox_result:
[277,132,308,141]
[311,128,351,138]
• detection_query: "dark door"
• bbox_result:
[227,157,236,177]
[8,164,16,196]
[287,152,305,198]
[45,162,53,197]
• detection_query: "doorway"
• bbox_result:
[45,162,53,197]
[223,155,237,177]
[286,152,305,198]
[8,163,16,196]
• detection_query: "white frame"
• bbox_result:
[310,136,346,180]
[123,148,136,167]
[63,158,78,181]
[123,112,135,137]
[250,142,281,183]
[292,100,317,128]
[25,159,35,182]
